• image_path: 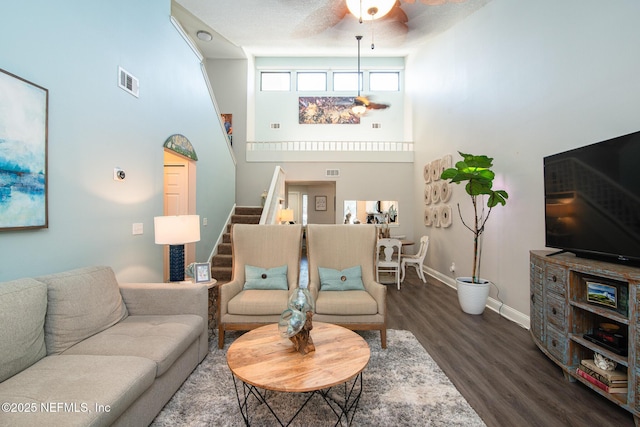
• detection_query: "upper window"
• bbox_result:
[261,72,291,91]
[369,72,399,91]
[297,72,327,91]
[333,72,362,92]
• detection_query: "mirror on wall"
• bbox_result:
[343,200,398,225]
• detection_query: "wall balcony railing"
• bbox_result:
[245,141,414,163]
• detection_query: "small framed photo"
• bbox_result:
[586,281,617,309]
[315,195,327,211]
[194,262,211,283]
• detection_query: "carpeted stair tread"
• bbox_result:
[217,243,231,255]
[234,206,263,216]
[231,214,260,224]
[208,206,262,284]
[211,254,231,266]
[211,266,231,281]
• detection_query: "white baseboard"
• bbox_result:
[424,266,530,330]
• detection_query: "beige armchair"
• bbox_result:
[218,224,303,348]
[306,224,387,348]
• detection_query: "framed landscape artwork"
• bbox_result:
[299,97,360,124]
[0,68,48,230]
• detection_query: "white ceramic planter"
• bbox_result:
[456,277,491,315]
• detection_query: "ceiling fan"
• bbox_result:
[352,35,390,116]
[293,0,468,41]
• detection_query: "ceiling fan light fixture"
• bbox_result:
[352,104,367,115]
[346,0,396,22]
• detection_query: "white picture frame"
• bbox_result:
[315,195,327,211]
[195,262,211,283]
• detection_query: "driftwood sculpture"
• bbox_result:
[289,311,315,355]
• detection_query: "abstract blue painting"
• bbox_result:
[0,69,48,230]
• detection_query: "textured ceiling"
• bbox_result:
[173,0,492,59]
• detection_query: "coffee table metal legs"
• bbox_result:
[231,373,364,427]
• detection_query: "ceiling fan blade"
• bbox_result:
[291,0,348,38]
[419,0,468,5]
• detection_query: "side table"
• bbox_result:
[179,279,219,340]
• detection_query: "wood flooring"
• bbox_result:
[387,269,636,427]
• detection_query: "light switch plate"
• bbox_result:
[132,223,143,235]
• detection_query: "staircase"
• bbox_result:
[210,206,263,283]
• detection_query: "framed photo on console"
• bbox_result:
[586,281,617,309]
[194,262,211,283]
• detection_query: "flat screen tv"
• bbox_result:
[544,130,640,266]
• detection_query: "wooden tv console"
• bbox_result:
[530,250,640,424]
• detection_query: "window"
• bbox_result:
[302,194,308,226]
[261,72,291,91]
[369,72,399,91]
[333,72,362,92]
[297,72,327,91]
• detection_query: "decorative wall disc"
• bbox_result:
[430,159,441,182]
[423,163,431,183]
[431,206,440,227]
[439,181,452,203]
[431,183,440,203]
[424,184,432,205]
[440,204,452,228]
[440,154,452,170]
[424,207,432,226]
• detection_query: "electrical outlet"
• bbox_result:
[449,262,456,272]
[202,217,208,226]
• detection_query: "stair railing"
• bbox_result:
[260,166,286,224]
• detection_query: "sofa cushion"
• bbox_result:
[37,266,128,355]
[244,264,288,290]
[0,278,47,382]
[0,354,155,427]
[228,289,289,316]
[315,290,378,316]
[61,315,202,376]
[318,266,365,291]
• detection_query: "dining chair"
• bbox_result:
[401,236,429,283]
[376,238,402,290]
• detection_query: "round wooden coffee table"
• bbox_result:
[226,322,370,425]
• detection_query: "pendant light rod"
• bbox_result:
[356,35,362,96]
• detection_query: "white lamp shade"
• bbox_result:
[279,208,294,223]
[154,215,201,245]
[346,0,396,21]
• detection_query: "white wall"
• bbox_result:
[408,0,640,315]
[253,57,406,142]
[209,56,415,231]
[0,0,236,282]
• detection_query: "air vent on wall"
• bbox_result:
[326,169,340,177]
[270,123,280,129]
[372,123,382,129]
[118,66,139,98]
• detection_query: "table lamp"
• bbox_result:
[279,208,294,224]
[154,215,201,282]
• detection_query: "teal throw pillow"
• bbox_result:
[319,266,365,291]
[244,265,288,290]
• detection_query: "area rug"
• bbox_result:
[151,329,485,426]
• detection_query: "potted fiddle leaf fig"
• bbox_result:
[440,152,508,314]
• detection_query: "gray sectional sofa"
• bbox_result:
[0,265,208,427]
